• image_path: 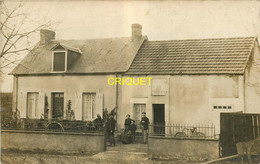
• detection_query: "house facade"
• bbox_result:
[10,24,260,135]
[11,24,145,121]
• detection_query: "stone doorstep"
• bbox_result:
[115,132,144,143]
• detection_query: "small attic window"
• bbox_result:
[52,51,67,72]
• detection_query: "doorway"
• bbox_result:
[52,93,64,119]
[153,104,165,135]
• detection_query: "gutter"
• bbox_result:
[8,72,126,76]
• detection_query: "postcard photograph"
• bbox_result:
[1,0,260,163]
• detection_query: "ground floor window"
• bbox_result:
[52,93,64,119]
[133,104,146,129]
[27,92,39,118]
[82,93,96,120]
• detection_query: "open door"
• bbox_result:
[153,104,165,136]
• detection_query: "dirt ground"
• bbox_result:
[1,142,199,164]
[2,141,260,164]
[3,151,260,164]
[1,151,202,164]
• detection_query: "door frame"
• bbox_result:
[152,104,165,124]
[51,92,65,119]
[152,104,165,136]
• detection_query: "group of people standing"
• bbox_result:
[103,112,150,147]
[124,112,149,144]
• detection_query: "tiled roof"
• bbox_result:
[126,37,256,75]
[10,36,146,75]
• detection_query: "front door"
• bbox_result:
[153,104,165,135]
[52,93,64,119]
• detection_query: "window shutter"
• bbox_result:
[20,92,27,118]
[96,93,103,118]
[74,92,82,120]
[38,92,45,119]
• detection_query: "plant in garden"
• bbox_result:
[66,100,75,120]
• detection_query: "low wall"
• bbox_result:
[148,136,219,161]
[1,130,106,154]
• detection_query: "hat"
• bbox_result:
[142,112,146,114]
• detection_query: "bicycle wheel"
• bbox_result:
[174,132,187,138]
[46,122,64,132]
[194,132,205,138]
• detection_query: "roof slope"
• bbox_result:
[10,36,146,75]
[126,37,256,75]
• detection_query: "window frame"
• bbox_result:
[51,92,65,119]
[82,92,97,121]
[52,50,67,72]
[133,103,146,130]
[212,105,233,111]
[26,92,40,119]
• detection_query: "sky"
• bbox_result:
[1,0,260,92]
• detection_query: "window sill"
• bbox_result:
[50,71,66,73]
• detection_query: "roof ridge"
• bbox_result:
[54,36,134,42]
[146,36,256,42]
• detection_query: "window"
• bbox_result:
[82,93,96,120]
[27,92,39,118]
[133,104,146,129]
[213,105,233,110]
[53,52,66,71]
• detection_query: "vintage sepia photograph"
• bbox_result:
[1,0,260,163]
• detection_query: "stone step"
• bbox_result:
[89,151,150,162]
[115,132,144,143]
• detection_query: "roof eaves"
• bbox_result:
[10,71,126,76]
[124,72,244,76]
[242,36,257,74]
[51,42,82,54]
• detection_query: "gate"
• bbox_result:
[220,113,260,157]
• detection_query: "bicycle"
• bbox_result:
[174,127,206,138]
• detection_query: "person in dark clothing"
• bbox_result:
[93,114,104,130]
[124,114,131,130]
[140,112,149,144]
[129,120,137,142]
[106,114,116,146]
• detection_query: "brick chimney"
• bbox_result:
[132,24,142,42]
[40,29,55,44]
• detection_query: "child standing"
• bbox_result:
[129,120,137,143]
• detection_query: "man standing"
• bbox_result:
[106,114,116,146]
[140,112,149,144]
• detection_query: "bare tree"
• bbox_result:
[0,1,53,72]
